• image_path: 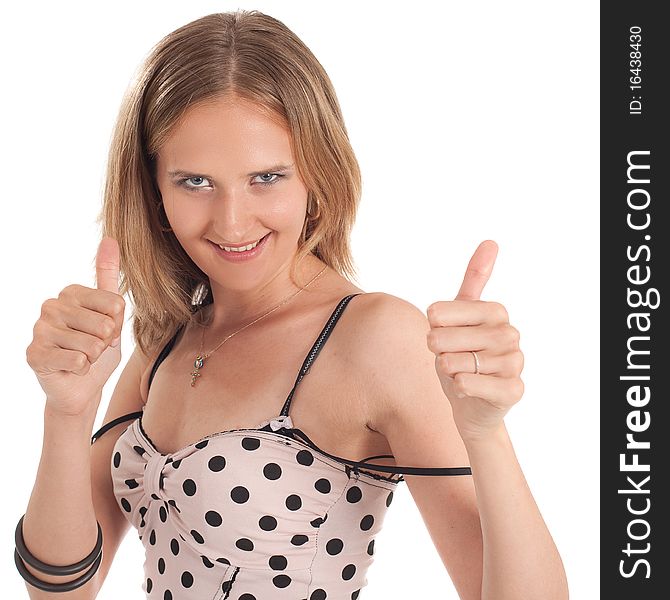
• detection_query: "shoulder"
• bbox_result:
[342,292,434,424]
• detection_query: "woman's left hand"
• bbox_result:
[426,240,525,442]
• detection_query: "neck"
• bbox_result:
[200,253,328,331]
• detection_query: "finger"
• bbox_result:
[436,350,523,378]
[455,240,498,301]
[96,237,120,293]
[452,373,525,406]
[427,300,508,327]
[427,324,518,354]
[43,348,92,376]
[41,325,108,366]
[60,304,119,342]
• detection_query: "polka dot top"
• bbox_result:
[91,294,471,599]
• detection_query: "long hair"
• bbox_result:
[97,10,362,356]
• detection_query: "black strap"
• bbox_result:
[147,325,185,391]
[279,294,362,416]
[286,427,472,482]
[90,411,143,445]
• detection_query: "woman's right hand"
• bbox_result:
[26,237,126,416]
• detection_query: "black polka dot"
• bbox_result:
[236,537,254,551]
[310,590,327,600]
[201,555,214,568]
[360,514,374,531]
[149,529,156,545]
[291,534,309,546]
[157,557,165,574]
[314,478,331,494]
[146,578,152,593]
[263,462,282,480]
[172,459,182,469]
[352,590,360,599]
[164,591,172,600]
[125,478,139,489]
[326,538,344,555]
[269,555,288,570]
[120,498,131,512]
[386,491,394,507]
[216,557,231,565]
[272,574,292,588]
[367,539,375,555]
[182,479,197,496]
[133,445,146,456]
[346,486,362,503]
[159,473,166,490]
[208,455,226,471]
[259,515,277,531]
[242,437,260,450]
[181,571,194,588]
[139,506,148,517]
[113,452,121,468]
[285,494,302,511]
[168,499,180,513]
[342,563,356,580]
[191,529,205,544]
[310,516,325,528]
[206,510,223,527]
[194,439,209,449]
[159,506,168,522]
[221,580,233,593]
[296,449,314,466]
[151,493,160,501]
[170,539,180,556]
[231,486,250,503]
[239,594,257,600]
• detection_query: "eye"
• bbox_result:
[178,176,212,191]
[253,173,284,186]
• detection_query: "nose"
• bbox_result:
[212,187,258,242]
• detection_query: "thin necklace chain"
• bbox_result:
[190,265,327,387]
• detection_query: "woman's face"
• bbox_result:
[155,95,309,293]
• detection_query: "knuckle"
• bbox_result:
[40,298,58,318]
[489,301,509,321]
[512,350,525,373]
[508,325,521,344]
[113,295,126,315]
[58,284,78,299]
[101,317,116,339]
[426,303,439,323]
[426,329,439,351]
[90,337,107,358]
[75,352,89,370]
[436,353,449,373]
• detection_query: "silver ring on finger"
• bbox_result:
[470,350,480,375]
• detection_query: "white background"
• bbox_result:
[0,1,599,598]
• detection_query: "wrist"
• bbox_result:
[459,421,510,454]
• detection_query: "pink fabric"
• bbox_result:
[112,412,398,599]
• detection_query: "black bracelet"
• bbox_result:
[15,514,103,576]
[14,548,103,593]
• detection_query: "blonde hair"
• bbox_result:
[97,10,362,357]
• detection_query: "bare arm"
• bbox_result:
[355,292,568,600]
[20,346,150,599]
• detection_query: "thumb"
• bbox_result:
[455,240,498,301]
[95,237,120,293]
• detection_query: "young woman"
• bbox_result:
[16,10,568,600]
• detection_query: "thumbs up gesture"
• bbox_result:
[25,237,126,417]
[426,241,525,442]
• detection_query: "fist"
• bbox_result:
[426,241,525,441]
[25,237,126,416]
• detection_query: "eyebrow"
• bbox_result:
[167,163,295,179]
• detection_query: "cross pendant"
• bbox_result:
[191,355,205,387]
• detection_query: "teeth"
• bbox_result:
[218,237,262,252]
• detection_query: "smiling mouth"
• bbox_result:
[209,232,271,253]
